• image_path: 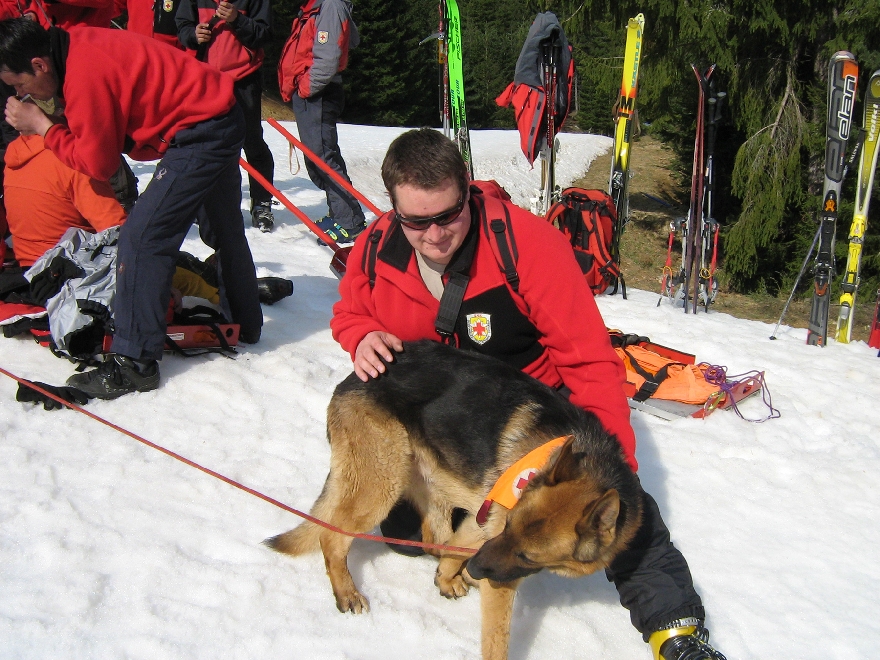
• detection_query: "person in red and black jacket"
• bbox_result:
[0,17,262,399]
[177,0,275,232]
[278,0,365,244]
[331,128,728,660]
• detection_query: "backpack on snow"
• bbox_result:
[545,187,625,297]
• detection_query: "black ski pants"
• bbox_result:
[290,81,365,230]
[605,484,705,639]
[234,69,275,211]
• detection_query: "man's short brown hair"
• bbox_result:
[381,128,469,202]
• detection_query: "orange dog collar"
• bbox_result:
[475,436,569,526]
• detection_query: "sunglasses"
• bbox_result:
[393,197,465,231]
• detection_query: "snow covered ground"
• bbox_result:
[0,123,877,660]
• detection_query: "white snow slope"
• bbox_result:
[0,123,877,660]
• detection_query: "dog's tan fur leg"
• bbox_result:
[266,392,412,614]
[479,578,520,660]
[434,515,485,598]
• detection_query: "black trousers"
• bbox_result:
[234,69,275,210]
[605,485,705,639]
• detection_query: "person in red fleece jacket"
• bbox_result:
[0,17,262,399]
[331,128,727,660]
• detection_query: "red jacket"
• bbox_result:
[44,27,236,181]
[124,0,184,49]
[175,0,270,81]
[278,0,358,101]
[3,134,125,267]
[331,192,638,471]
[27,0,116,29]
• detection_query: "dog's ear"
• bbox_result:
[572,489,620,562]
[544,436,582,485]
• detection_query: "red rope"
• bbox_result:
[0,365,477,557]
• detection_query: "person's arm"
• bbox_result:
[512,213,638,471]
[175,0,201,49]
[303,0,347,97]
[220,0,270,51]
[330,219,404,379]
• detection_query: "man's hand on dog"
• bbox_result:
[354,331,403,381]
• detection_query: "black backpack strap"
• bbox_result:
[362,226,384,289]
[434,214,480,340]
[473,190,520,293]
[620,346,680,402]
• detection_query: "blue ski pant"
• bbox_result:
[111,105,263,361]
[235,69,275,210]
[291,82,365,229]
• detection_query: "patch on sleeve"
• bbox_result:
[317,30,329,44]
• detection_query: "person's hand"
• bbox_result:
[5,96,53,137]
[195,22,213,44]
[354,331,404,381]
[215,1,239,24]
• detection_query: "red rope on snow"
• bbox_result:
[0,365,477,557]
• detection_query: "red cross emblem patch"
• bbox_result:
[317,30,329,44]
[466,313,491,344]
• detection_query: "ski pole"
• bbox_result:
[769,223,822,340]
[238,157,349,278]
[266,118,384,217]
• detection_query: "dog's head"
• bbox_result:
[466,437,642,583]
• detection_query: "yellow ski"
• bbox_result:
[836,70,880,343]
[608,13,645,294]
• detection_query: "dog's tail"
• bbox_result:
[263,521,323,556]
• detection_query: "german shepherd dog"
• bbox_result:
[265,340,643,659]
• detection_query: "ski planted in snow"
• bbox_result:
[419,1,450,137]
[608,13,645,294]
[445,0,474,179]
[680,64,715,313]
[835,69,880,343]
[696,86,726,311]
[869,288,880,350]
[807,51,858,346]
[533,35,562,217]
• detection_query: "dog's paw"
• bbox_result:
[435,572,470,599]
[334,590,370,614]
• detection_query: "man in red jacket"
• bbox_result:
[331,128,727,660]
[0,17,262,398]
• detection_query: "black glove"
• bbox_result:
[16,380,92,411]
[28,256,85,306]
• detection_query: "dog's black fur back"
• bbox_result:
[335,341,638,514]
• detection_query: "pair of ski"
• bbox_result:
[781,54,880,346]
[421,0,474,178]
[659,66,725,313]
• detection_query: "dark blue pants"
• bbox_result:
[235,69,275,210]
[111,105,262,360]
[291,82,365,229]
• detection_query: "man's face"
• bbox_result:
[393,178,470,266]
[0,57,58,101]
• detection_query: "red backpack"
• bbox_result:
[545,188,625,297]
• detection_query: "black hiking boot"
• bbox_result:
[650,618,727,660]
[257,277,294,305]
[66,354,159,400]
[251,201,275,233]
